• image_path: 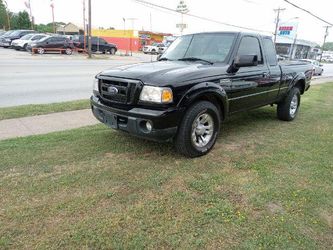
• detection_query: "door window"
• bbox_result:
[237,36,263,64]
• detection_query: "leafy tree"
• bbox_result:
[0,0,9,30]
[35,23,53,33]
[323,42,333,51]
[10,10,31,29]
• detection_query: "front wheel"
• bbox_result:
[174,101,221,157]
[277,87,301,121]
[110,48,116,55]
[65,48,72,55]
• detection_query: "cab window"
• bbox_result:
[237,36,263,64]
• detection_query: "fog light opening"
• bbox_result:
[146,121,153,132]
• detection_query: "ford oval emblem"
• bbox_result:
[107,86,118,95]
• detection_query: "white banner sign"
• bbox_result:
[278,22,298,39]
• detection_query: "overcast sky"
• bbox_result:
[7,0,333,44]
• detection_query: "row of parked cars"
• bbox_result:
[0,29,118,55]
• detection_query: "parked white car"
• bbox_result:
[11,33,48,51]
[299,59,324,76]
[143,43,166,54]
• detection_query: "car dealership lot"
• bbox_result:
[0,48,156,107]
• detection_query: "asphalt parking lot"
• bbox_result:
[0,47,332,107]
[0,48,156,107]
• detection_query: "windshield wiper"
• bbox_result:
[158,57,170,61]
[178,57,213,65]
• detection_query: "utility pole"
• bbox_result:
[319,26,332,63]
[87,0,92,58]
[83,0,86,53]
[28,0,34,29]
[127,18,137,56]
[50,1,55,33]
[273,7,286,44]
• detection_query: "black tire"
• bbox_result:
[277,87,301,121]
[23,44,27,51]
[174,101,221,157]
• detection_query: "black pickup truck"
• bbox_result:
[91,32,312,157]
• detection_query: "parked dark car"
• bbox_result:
[91,32,312,157]
[73,35,117,54]
[28,36,74,55]
[0,30,15,47]
[0,30,36,48]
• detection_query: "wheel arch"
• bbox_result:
[177,82,229,121]
[293,78,306,94]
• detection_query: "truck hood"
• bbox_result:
[99,61,229,86]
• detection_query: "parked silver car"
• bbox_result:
[299,59,324,76]
[11,33,49,51]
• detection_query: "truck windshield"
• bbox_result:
[160,33,236,63]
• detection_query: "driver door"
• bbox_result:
[228,36,270,113]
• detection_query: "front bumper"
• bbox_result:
[91,95,182,142]
[1,41,11,47]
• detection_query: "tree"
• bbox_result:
[10,11,31,29]
[323,42,333,51]
[0,0,9,30]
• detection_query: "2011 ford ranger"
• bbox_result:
[91,32,312,157]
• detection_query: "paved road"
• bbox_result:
[0,47,332,107]
[0,48,155,107]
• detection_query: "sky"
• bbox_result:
[6,0,333,44]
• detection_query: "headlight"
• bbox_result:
[139,86,173,103]
[93,78,99,93]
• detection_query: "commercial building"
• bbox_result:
[55,23,172,52]
[92,29,172,52]
[56,23,83,35]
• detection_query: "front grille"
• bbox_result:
[99,76,141,104]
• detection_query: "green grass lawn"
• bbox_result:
[0,83,332,249]
[0,99,90,120]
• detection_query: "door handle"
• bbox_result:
[263,72,270,78]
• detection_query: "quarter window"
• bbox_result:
[263,38,278,66]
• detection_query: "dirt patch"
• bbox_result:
[266,202,285,214]
[320,211,333,228]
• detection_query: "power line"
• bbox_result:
[283,0,333,26]
[132,0,272,34]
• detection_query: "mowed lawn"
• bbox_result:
[0,83,332,249]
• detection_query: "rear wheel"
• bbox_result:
[37,47,45,54]
[174,101,221,157]
[277,87,300,121]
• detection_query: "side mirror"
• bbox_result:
[234,55,258,68]
[227,55,258,73]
